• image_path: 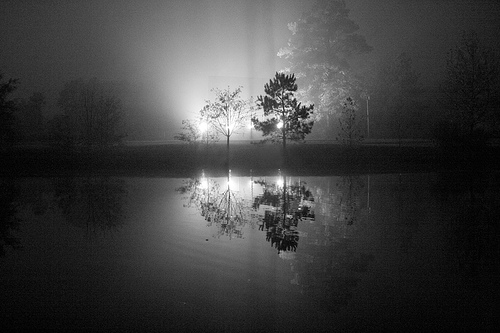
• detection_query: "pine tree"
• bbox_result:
[278,0,371,138]
[252,72,314,167]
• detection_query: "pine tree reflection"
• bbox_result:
[254,177,314,254]
[53,177,127,235]
[0,179,22,256]
[280,175,373,313]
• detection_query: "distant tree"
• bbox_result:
[374,53,422,142]
[278,0,372,139]
[252,72,314,166]
[336,97,364,147]
[201,87,253,167]
[57,78,125,148]
[441,31,499,142]
[16,92,46,142]
[174,119,202,144]
[0,180,22,256]
[47,115,72,147]
[0,73,19,146]
[174,118,219,145]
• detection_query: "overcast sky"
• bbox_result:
[1,0,499,136]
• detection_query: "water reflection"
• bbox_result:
[177,170,253,239]
[53,176,127,234]
[2,173,499,330]
[253,176,315,255]
[434,171,500,279]
[177,170,375,313]
[0,179,22,256]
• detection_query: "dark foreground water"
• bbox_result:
[1,172,499,332]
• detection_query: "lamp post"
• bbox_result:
[361,91,370,140]
[366,95,370,139]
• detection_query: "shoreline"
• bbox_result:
[1,143,498,177]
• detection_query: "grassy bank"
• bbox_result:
[1,143,498,177]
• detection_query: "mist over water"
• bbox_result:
[1,172,498,331]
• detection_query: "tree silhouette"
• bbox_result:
[57,78,125,148]
[336,97,364,148]
[440,31,499,146]
[174,119,204,145]
[201,87,253,168]
[252,72,313,168]
[16,92,46,142]
[0,72,19,147]
[0,180,22,256]
[375,52,422,142]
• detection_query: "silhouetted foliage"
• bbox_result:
[252,72,313,166]
[438,31,499,147]
[201,87,253,141]
[174,119,204,144]
[57,78,125,148]
[336,97,364,147]
[201,87,253,167]
[0,72,19,147]
[374,52,423,141]
[0,180,22,256]
[16,92,46,142]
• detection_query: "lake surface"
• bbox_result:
[1,172,499,332]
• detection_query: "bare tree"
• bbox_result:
[336,97,364,148]
[57,78,125,148]
[201,87,253,167]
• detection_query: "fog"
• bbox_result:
[1,0,499,139]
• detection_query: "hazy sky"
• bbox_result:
[1,0,499,136]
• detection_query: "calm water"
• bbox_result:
[1,172,499,332]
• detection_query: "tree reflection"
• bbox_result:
[178,172,376,312]
[282,175,373,313]
[335,175,364,226]
[53,177,127,235]
[434,171,500,279]
[177,170,252,239]
[0,179,22,256]
[253,175,314,254]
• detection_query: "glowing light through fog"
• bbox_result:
[276,169,284,188]
[277,121,283,129]
[199,170,208,189]
[199,121,208,133]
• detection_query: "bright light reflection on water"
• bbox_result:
[0,173,498,332]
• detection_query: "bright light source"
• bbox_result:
[226,123,235,133]
[277,121,283,129]
[199,178,208,189]
[276,178,284,188]
[199,122,208,133]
